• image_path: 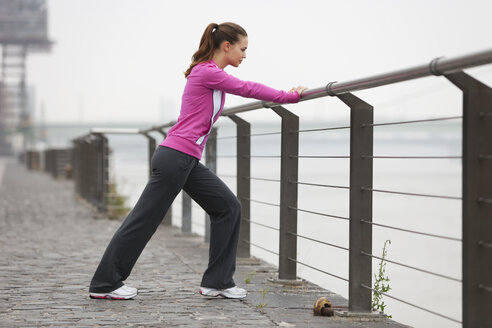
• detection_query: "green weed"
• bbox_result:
[372,239,392,318]
[244,271,256,284]
[257,288,268,309]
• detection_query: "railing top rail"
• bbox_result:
[72,122,177,142]
[89,121,177,136]
[221,47,492,116]
[140,121,176,134]
[91,127,141,134]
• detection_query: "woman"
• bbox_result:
[89,22,307,300]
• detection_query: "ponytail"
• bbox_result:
[184,22,247,78]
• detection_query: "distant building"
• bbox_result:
[0,0,53,155]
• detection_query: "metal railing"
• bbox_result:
[67,48,492,327]
[44,148,73,178]
[22,147,73,178]
[217,48,491,327]
[71,123,174,222]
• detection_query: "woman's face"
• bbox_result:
[227,35,248,67]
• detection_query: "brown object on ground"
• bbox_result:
[313,297,333,316]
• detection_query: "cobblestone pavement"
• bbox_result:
[0,157,409,327]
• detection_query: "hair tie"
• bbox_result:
[214,24,219,30]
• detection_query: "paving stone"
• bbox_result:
[0,158,410,327]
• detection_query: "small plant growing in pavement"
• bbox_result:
[107,150,130,220]
[257,288,268,309]
[244,270,256,284]
[372,239,392,318]
[107,182,130,220]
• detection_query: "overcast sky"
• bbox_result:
[25,0,492,124]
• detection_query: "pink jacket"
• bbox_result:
[160,59,300,159]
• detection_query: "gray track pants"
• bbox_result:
[89,145,241,293]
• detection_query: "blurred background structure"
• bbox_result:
[0,0,52,155]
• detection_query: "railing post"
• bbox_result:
[444,71,492,328]
[141,132,157,180]
[204,127,217,242]
[74,139,83,193]
[49,149,55,177]
[88,136,98,208]
[78,138,86,199]
[144,132,173,226]
[72,140,79,193]
[182,192,192,234]
[102,134,110,213]
[229,115,251,258]
[93,133,109,213]
[270,105,299,280]
[44,149,52,176]
[337,93,373,313]
[51,149,56,177]
[178,120,191,233]
[85,137,92,201]
[157,129,172,226]
[83,137,91,203]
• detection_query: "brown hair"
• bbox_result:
[184,22,247,78]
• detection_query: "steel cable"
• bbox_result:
[245,240,279,256]
[245,197,280,208]
[360,251,461,282]
[361,219,461,242]
[293,155,350,159]
[479,285,492,293]
[247,176,281,183]
[243,218,279,231]
[216,135,238,140]
[294,125,351,133]
[479,241,492,249]
[288,257,348,282]
[290,206,350,221]
[362,187,461,200]
[246,131,282,137]
[219,174,237,179]
[247,155,281,158]
[360,284,461,324]
[362,155,461,159]
[292,180,350,190]
[288,232,349,251]
[362,116,462,127]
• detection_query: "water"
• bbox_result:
[101,119,462,328]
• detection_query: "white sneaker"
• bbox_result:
[89,285,137,300]
[199,286,247,299]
